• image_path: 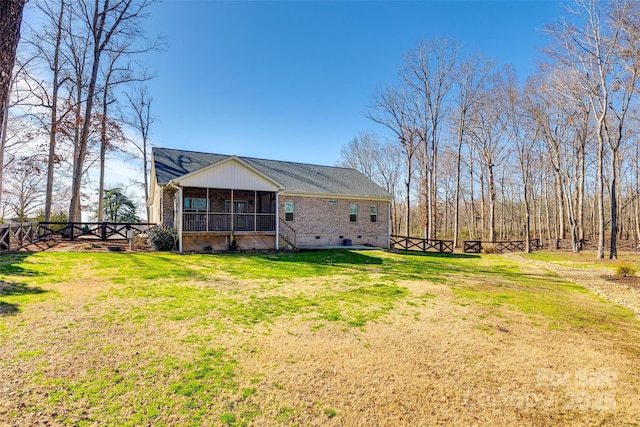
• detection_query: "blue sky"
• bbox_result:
[143,1,562,166]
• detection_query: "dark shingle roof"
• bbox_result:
[152,147,391,199]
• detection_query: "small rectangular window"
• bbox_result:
[284,201,294,222]
[370,206,378,223]
[349,204,357,222]
[185,197,207,212]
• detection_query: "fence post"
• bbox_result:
[0,225,9,251]
[101,222,107,241]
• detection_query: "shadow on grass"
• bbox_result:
[0,253,49,316]
[0,301,20,316]
[268,249,385,266]
[393,250,481,259]
[0,281,47,296]
[0,253,44,277]
[0,281,49,316]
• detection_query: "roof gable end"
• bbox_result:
[176,156,284,191]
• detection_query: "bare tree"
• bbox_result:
[374,141,404,235]
[25,0,72,223]
[4,156,45,221]
[68,0,154,223]
[508,76,541,252]
[368,85,418,237]
[468,68,512,242]
[97,47,135,222]
[124,84,154,221]
[402,39,459,239]
[546,0,639,259]
[339,131,380,179]
[450,54,492,248]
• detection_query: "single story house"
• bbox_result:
[148,147,392,252]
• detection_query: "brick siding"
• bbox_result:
[162,188,176,228]
[280,195,389,248]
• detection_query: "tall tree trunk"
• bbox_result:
[97,92,108,223]
[487,164,496,242]
[69,0,112,224]
[596,126,605,259]
[405,156,411,237]
[0,0,25,147]
[635,142,640,244]
[0,0,26,219]
[0,89,10,219]
[44,0,66,223]
[453,123,463,248]
[428,137,438,239]
[609,151,618,259]
[469,149,476,239]
[479,164,486,239]
[555,170,566,240]
[577,144,585,247]
[523,185,531,253]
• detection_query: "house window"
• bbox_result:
[349,204,357,222]
[284,201,294,221]
[184,197,207,212]
[370,206,378,223]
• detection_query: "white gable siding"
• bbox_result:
[179,159,280,191]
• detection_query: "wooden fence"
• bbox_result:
[390,235,454,253]
[38,222,155,241]
[463,238,638,253]
[0,222,39,251]
[0,222,156,252]
[463,239,542,254]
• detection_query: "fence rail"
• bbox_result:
[463,239,541,254]
[390,235,454,253]
[0,222,156,252]
[0,222,39,251]
[37,222,155,241]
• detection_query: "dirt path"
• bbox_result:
[504,253,640,318]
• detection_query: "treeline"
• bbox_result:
[340,0,640,259]
[0,0,158,224]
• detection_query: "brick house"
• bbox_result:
[148,147,392,252]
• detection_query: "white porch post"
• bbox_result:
[177,186,183,252]
[275,192,279,250]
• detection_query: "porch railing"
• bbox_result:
[183,212,276,232]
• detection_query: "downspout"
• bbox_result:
[388,200,391,249]
[167,181,183,253]
[275,191,280,250]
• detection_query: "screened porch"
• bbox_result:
[182,188,277,232]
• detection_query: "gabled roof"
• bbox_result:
[152,147,392,199]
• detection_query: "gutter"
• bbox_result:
[166,180,183,253]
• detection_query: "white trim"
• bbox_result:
[147,154,156,206]
[167,180,183,253]
[275,192,280,250]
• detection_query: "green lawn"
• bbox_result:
[1,249,638,426]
